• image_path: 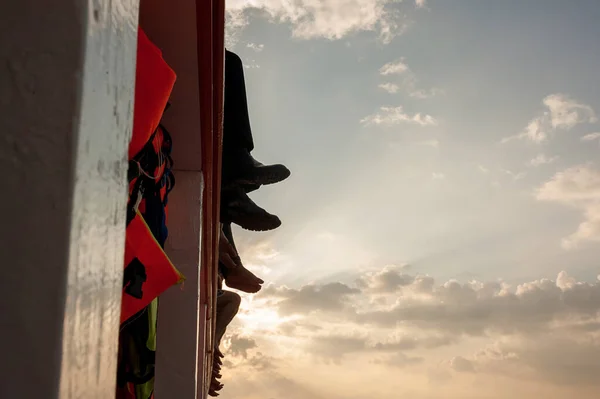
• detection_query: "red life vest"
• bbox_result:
[129,29,177,160]
[121,209,182,324]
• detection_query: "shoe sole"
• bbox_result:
[223,213,281,232]
[235,166,291,186]
[236,219,281,232]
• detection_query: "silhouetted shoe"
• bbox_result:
[221,186,281,232]
[223,148,290,187]
[241,182,261,193]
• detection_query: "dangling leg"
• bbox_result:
[222,50,290,188]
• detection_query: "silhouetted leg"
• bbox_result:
[224,50,254,152]
[215,291,241,347]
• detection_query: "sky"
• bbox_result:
[218,1,600,398]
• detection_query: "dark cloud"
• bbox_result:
[306,335,368,362]
[277,320,323,336]
[247,351,277,371]
[228,334,258,358]
[230,267,600,394]
[260,282,360,315]
[356,272,600,336]
[373,335,456,351]
[374,352,424,368]
[304,333,456,362]
[450,356,475,373]
[473,336,600,386]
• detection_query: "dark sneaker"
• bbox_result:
[222,148,290,187]
[220,186,281,231]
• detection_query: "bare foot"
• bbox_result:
[215,347,224,358]
[225,263,264,293]
[219,226,264,293]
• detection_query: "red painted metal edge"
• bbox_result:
[195,0,225,397]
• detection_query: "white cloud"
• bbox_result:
[536,165,600,203]
[225,8,249,48]
[225,0,413,44]
[432,172,445,180]
[536,165,600,248]
[380,60,410,76]
[409,87,445,99]
[478,165,490,174]
[544,94,597,129]
[360,106,438,127]
[378,83,400,93]
[415,0,427,8]
[357,264,413,293]
[503,94,597,144]
[244,60,261,69]
[502,116,547,144]
[502,169,526,181]
[246,42,265,52]
[378,59,442,98]
[581,132,600,142]
[529,154,558,167]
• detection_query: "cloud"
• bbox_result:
[259,266,600,339]
[536,165,600,248]
[450,356,476,372]
[357,264,414,293]
[380,60,410,76]
[536,165,600,202]
[225,8,249,48]
[581,132,600,142]
[503,94,597,143]
[306,335,368,362]
[432,172,445,180]
[415,0,427,8]
[375,352,424,368]
[379,82,400,93]
[246,42,265,52]
[465,335,600,386]
[378,59,442,98]
[304,332,455,362]
[225,0,413,44]
[360,106,438,127]
[502,169,526,181]
[260,282,360,315]
[409,87,445,99]
[228,334,258,358]
[244,59,261,69]
[529,154,558,167]
[224,267,600,397]
[544,94,597,129]
[356,271,600,336]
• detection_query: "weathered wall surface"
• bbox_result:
[0,1,138,397]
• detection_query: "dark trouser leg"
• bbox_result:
[215,291,242,347]
[224,50,254,153]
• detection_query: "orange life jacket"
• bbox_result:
[129,28,177,160]
[121,209,182,323]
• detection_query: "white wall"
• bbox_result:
[0,0,139,398]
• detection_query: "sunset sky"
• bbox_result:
[219,1,600,398]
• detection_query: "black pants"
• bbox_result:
[224,50,254,152]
